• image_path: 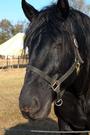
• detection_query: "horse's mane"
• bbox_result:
[24,3,90,57]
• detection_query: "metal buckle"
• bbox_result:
[55,99,63,106]
[76,62,80,75]
[51,81,60,92]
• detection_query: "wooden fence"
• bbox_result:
[0,55,29,69]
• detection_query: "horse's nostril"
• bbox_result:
[30,97,40,113]
[32,97,40,108]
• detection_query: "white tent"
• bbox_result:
[0,33,25,57]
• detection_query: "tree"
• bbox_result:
[0,19,13,33]
[12,23,24,35]
[0,19,13,44]
[69,0,90,15]
[0,19,27,44]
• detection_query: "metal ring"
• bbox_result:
[55,99,63,107]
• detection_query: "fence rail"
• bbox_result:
[0,56,28,69]
[5,129,90,134]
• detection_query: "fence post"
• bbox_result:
[6,56,9,68]
[18,56,20,68]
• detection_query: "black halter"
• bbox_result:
[27,34,84,106]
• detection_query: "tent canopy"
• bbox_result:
[0,33,25,57]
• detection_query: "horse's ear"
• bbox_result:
[22,0,39,21]
[57,0,69,18]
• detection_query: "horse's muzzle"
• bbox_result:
[20,97,41,119]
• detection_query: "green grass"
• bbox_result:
[0,68,57,135]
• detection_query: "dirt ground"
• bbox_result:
[0,68,58,135]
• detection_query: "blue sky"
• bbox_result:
[0,0,90,24]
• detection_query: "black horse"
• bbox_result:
[19,0,90,132]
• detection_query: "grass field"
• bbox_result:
[0,68,58,135]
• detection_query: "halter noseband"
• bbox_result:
[27,35,84,106]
